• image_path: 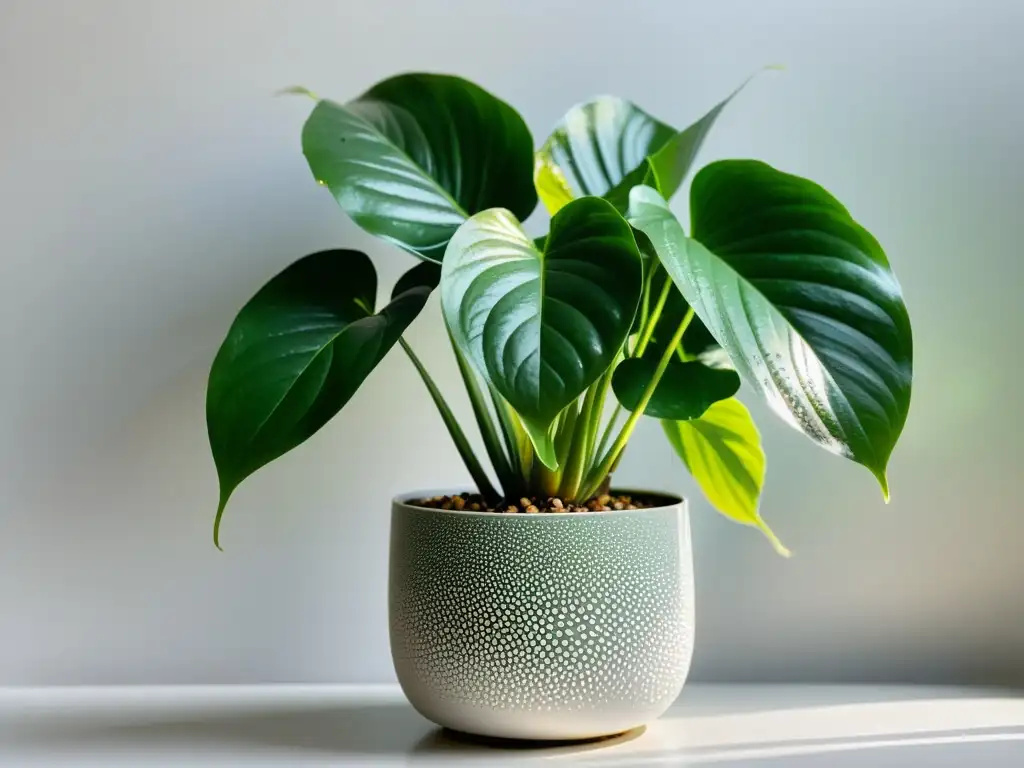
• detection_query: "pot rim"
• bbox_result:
[393,487,685,518]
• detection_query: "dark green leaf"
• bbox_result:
[534,73,762,215]
[207,249,430,547]
[662,398,788,556]
[303,73,536,262]
[630,169,913,496]
[613,357,739,420]
[392,260,440,300]
[441,197,643,467]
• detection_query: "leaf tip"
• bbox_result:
[764,63,787,72]
[758,520,791,558]
[213,489,231,552]
[872,466,891,503]
[276,85,319,100]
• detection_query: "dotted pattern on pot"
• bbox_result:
[389,509,693,714]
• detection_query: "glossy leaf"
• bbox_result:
[662,398,788,556]
[630,170,913,495]
[441,197,643,468]
[613,357,740,420]
[303,73,536,262]
[535,97,671,215]
[207,250,430,547]
[642,266,719,356]
[534,74,759,215]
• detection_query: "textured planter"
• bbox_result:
[389,489,694,741]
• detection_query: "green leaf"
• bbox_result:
[535,97,671,216]
[392,261,440,299]
[440,197,644,468]
[534,72,762,215]
[640,266,720,356]
[662,398,788,556]
[638,71,765,203]
[613,357,739,420]
[303,73,536,262]
[206,249,430,548]
[534,98,668,215]
[630,169,913,496]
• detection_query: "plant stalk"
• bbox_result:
[528,412,562,498]
[399,339,500,504]
[490,386,525,487]
[449,335,515,494]
[585,368,614,466]
[632,275,673,358]
[585,273,674,495]
[554,400,580,471]
[559,385,599,500]
[579,308,695,501]
[529,448,561,498]
[637,262,658,337]
[592,403,622,473]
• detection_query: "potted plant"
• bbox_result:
[206,72,913,741]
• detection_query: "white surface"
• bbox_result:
[2,684,1024,766]
[2,0,1024,686]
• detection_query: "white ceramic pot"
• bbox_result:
[389,489,694,741]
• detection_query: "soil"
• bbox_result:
[413,492,654,514]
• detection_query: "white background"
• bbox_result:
[1,0,1021,685]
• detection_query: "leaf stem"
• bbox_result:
[593,403,621,472]
[633,275,672,358]
[637,263,657,338]
[399,338,499,503]
[580,308,695,500]
[554,400,580,472]
[450,335,515,494]
[529,445,561,498]
[490,386,525,489]
[559,385,599,500]
[585,369,613,464]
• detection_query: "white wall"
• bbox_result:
[1,0,1021,685]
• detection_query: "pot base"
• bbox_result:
[433,723,646,747]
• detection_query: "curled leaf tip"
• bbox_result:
[523,421,560,471]
[276,85,319,100]
[213,491,230,552]
[757,519,791,558]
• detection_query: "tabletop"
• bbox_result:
[2,683,1022,766]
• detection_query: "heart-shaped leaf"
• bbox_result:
[630,170,913,496]
[613,357,740,420]
[441,197,643,467]
[303,73,536,262]
[534,74,760,215]
[662,398,788,556]
[207,250,430,547]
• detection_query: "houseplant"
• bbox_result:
[206,72,913,740]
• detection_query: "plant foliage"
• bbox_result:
[206,72,914,552]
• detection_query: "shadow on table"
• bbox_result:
[13,702,426,755]
[413,723,646,756]
[12,699,643,759]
